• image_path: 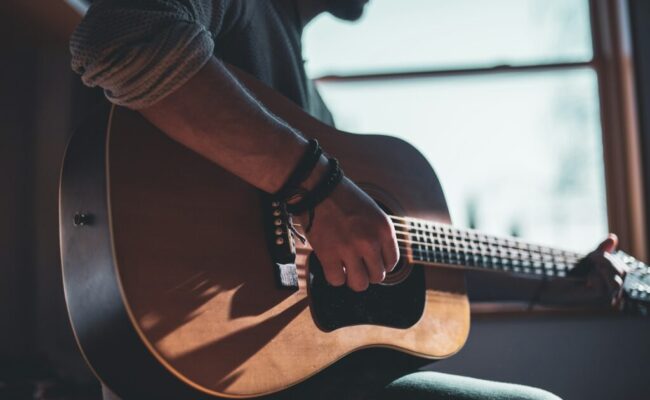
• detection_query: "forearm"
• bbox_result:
[139,57,320,193]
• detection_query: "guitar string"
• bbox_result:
[393,242,578,273]
[291,215,644,290]
[388,215,581,257]
[391,229,582,261]
[391,224,577,255]
[303,244,645,294]
[393,229,572,252]
[392,237,582,262]
[299,236,578,268]
[291,216,581,265]
[297,214,578,257]
[393,239,580,262]
[291,214,593,273]
[312,244,574,279]
[296,235,579,270]
[393,245,572,277]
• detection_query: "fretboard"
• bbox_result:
[392,216,584,279]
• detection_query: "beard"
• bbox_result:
[326,0,369,21]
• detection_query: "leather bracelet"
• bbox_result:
[275,139,322,199]
[286,157,343,220]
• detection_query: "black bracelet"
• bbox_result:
[286,157,343,221]
[275,139,322,199]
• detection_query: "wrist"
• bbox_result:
[274,138,344,233]
[298,155,329,193]
[284,157,344,233]
[284,155,330,209]
[276,138,322,198]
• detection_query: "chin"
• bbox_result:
[327,0,369,21]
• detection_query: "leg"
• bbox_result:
[379,371,562,400]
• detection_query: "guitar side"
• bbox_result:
[60,103,212,399]
[60,103,470,398]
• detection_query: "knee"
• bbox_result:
[380,371,562,400]
[517,386,562,400]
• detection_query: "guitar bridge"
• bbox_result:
[261,194,299,290]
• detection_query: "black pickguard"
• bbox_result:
[308,252,426,331]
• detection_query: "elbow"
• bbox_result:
[70,18,214,109]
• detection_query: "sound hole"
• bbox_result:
[308,252,426,332]
[381,257,413,286]
[376,198,412,286]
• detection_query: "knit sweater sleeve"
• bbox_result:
[70,0,228,109]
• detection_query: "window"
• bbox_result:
[303,0,609,253]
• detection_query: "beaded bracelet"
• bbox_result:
[275,138,322,200]
[286,157,344,232]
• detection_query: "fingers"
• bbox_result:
[319,240,392,290]
[595,264,622,293]
[603,272,625,308]
[319,254,346,287]
[305,178,400,291]
[331,216,396,290]
[603,251,627,277]
[343,256,370,292]
[611,275,626,309]
[597,233,618,253]
[381,221,400,272]
[362,244,386,284]
[594,252,627,307]
[354,220,396,287]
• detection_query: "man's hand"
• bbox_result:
[137,58,400,293]
[300,177,400,292]
[582,234,628,306]
[568,234,628,307]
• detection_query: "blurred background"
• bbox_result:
[305,0,605,252]
[1,0,650,399]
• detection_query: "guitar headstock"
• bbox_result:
[617,251,650,316]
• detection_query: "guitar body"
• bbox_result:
[60,103,469,398]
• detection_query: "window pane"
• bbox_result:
[303,0,593,77]
[317,70,607,252]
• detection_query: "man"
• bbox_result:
[70,1,624,399]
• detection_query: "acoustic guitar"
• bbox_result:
[59,73,650,399]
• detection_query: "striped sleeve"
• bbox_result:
[70,0,224,109]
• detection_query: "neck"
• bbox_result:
[295,0,328,29]
[391,215,584,279]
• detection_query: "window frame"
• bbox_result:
[629,0,650,262]
[590,0,647,263]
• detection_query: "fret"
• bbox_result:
[400,217,583,279]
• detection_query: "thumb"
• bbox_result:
[597,233,618,253]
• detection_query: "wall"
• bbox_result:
[0,40,102,385]
[432,314,650,399]
[0,48,39,360]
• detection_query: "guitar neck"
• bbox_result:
[391,216,584,279]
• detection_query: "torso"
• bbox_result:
[212,0,335,125]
